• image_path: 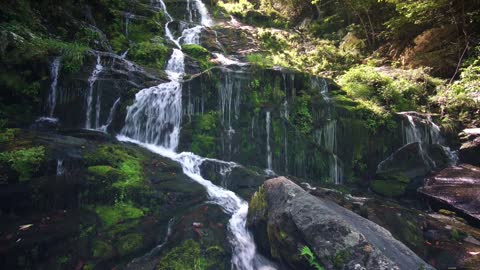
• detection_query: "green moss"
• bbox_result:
[92,240,114,259]
[117,233,143,255]
[439,209,456,216]
[333,250,349,269]
[370,180,407,197]
[94,203,144,227]
[450,229,467,242]
[0,146,45,181]
[87,165,118,178]
[157,239,226,270]
[85,144,144,189]
[182,44,213,71]
[250,185,267,215]
[130,40,169,69]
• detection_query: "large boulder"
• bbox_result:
[247,177,434,270]
[459,128,480,166]
[418,164,480,224]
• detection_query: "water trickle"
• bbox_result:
[99,97,121,133]
[56,159,65,176]
[265,111,274,175]
[85,54,103,129]
[95,88,102,128]
[47,57,61,117]
[316,120,343,184]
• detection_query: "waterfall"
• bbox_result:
[194,0,213,26]
[186,0,194,22]
[121,49,184,150]
[47,57,61,118]
[154,0,180,48]
[119,2,275,268]
[402,113,457,167]
[85,54,103,129]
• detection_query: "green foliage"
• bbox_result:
[190,112,219,157]
[117,233,143,255]
[130,41,169,69]
[36,39,88,73]
[94,202,144,227]
[0,146,45,181]
[182,44,213,70]
[338,65,438,112]
[245,53,274,68]
[92,240,114,259]
[299,246,324,270]
[0,128,18,144]
[432,47,480,127]
[157,239,225,270]
[217,0,254,17]
[292,95,313,135]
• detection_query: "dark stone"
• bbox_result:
[459,128,480,166]
[248,177,434,270]
[419,164,480,225]
[377,142,450,179]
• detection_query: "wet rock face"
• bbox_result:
[419,164,480,224]
[248,177,434,270]
[459,128,480,166]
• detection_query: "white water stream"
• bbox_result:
[120,1,275,269]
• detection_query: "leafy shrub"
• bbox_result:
[338,65,435,112]
[245,53,273,68]
[0,128,18,144]
[0,146,45,181]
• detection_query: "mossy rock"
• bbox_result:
[94,203,144,228]
[370,180,407,197]
[92,240,114,259]
[157,239,227,270]
[117,233,143,256]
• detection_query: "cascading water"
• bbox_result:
[47,57,61,118]
[121,49,184,149]
[85,54,103,129]
[401,113,457,166]
[119,1,275,269]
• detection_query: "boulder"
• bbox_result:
[376,142,449,179]
[247,177,435,270]
[418,164,480,224]
[459,128,480,166]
